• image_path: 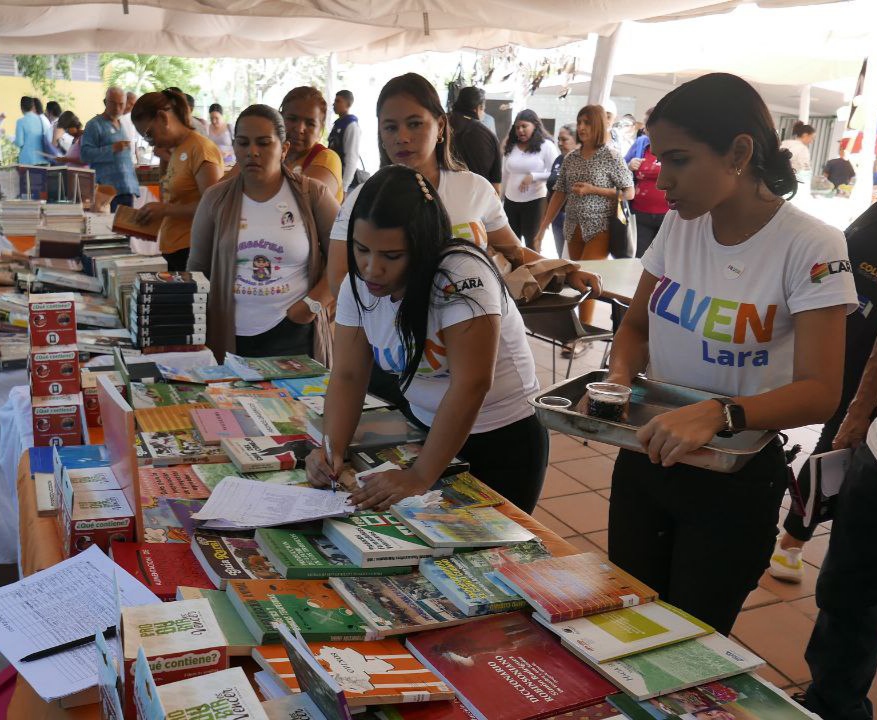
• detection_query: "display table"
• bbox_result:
[9,452,578,718]
[578,257,642,304]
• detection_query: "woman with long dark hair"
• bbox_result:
[307,165,548,513]
[502,109,558,252]
[188,104,338,364]
[131,88,225,270]
[599,73,856,636]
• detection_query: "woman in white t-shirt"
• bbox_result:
[308,165,547,513]
[600,73,857,637]
[189,104,338,364]
[502,109,559,252]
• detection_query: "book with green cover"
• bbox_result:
[607,672,817,720]
[129,381,210,409]
[175,586,258,656]
[329,574,475,638]
[226,578,370,644]
[236,395,310,436]
[254,527,412,579]
[323,511,444,567]
[190,461,307,489]
[532,600,713,663]
[418,540,550,616]
[391,505,535,548]
[225,352,327,381]
[432,472,505,509]
[588,633,764,700]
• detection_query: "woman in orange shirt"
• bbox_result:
[132,89,225,270]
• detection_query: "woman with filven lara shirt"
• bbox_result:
[188,104,338,365]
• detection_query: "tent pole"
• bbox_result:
[587,22,626,107]
[851,55,877,215]
[798,85,811,124]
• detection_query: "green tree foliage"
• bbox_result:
[14,54,75,102]
[99,54,201,95]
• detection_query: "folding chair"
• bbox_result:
[601,297,630,369]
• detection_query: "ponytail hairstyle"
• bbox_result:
[375,73,465,172]
[347,165,503,391]
[131,88,193,130]
[791,120,816,138]
[647,72,797,198]
[505,109,552,155]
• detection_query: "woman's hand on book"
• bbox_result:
[306,447,345,489]
[134,202,168,225]
[348,468,433,511]
[635,400,726,467]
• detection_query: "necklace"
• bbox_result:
[718,198,784,246]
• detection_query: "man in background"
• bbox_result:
[449,86,502,194]
[824,145,856,195]
[328,90,362,195]
[14,96,47,166]
[80,86,139,210]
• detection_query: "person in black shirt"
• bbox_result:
[823,145,856,194]
[448,87,502,193]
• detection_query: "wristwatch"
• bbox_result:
[713,397,746,435]
[302,296,322,314]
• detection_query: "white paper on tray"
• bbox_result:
[191,476,353,529]
[0,544,160,701]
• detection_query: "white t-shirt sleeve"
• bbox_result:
[641,210,674,278]
[784,221,858,315]
[329,184,363,242]
[433,251,504,331]
[335,277,363,327]
[467,173,507,232]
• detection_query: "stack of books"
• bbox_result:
[0,198,42,235]
[42,202,84,232]
[130,271,208,349]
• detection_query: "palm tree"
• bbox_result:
[99,54,200,94]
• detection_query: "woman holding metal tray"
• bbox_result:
[599,73,857,636]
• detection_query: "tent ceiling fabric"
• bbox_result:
[0,0,829,59]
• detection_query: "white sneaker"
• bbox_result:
[768,541,804,583]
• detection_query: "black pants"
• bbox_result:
[608,442,787,635]
[633,211,666,257]
[805,443,877,720]
[551,214,566,258]
[457,414,549,514]
[504,197,546,250]
[235,316,313,358]
[163,248,190,272]
[110,193,134,212]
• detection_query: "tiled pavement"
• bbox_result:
[527,304,875,705]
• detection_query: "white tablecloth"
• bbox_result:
[0,349,215,566]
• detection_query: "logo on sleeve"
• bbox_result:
[810,260,851,283]
[442,276,484,298]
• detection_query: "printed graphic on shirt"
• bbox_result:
[810,259,851,284]
[442,276,484,298]
[451,220,488,249]
[649,274,776,368]
[372,330,449,377]
[235,211,292,296]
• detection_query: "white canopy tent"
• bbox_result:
[0,0,849,61]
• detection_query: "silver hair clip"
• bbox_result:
[415,172,434,201]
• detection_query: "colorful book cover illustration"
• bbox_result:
[175,586,258,656]
[392,505,535,548]
[237,395,310,436]
[352,443,467,479]
[129,381,210,409]
[134,402,213,432]
[225,353,327,381]
[222,434,316,473]
[191,461,308,489]
[190,531,282,589]
[271,374,331,397]
[494,552,658,623]
[140,429,229,466]
[323,511,437,567]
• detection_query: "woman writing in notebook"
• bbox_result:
[601,73,856,636]
[306,165,547,513]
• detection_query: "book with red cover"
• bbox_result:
[405,612,616,720]
[110,541,213,601]
[190,407,248,445]
[138,465,211,501]
[494,552,658,623]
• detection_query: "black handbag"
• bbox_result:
[609,189,637,259]
[349,158,370,190]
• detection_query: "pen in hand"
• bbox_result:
[324,436,337,493]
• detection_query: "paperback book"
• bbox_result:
[176,586,259,656]
[129,381,210,409]
[494,552,658,623]
[222,434,317,473]
[255,526,413,579]
[405,612,617,720]
[225,352,327,381]
[191,461,308,489]
[532,600,713,663]
[134,402,213,433]
[190,407,257,444]
[138,465,211,501]
[140,429,229,466]
[307,409,426,449]
[237,395,310,435]
[190,531,283,589]
[301,393,390,416]
[109,541,212,601]
[226,578,369,644]
[431,473,506,509]
[323,511,442,567]
[133,270,210,295]
[351,443,468,479]
[328,573,474,638]
[418,540,551,616]
[271,374,331,397]
[391,505,535,548]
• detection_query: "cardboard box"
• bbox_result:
[32,393,83,447]
[58,483,134,557]
[29,344,80,396]
[28,292,76,346]
[80,369,125,427]
[122,598,228,717]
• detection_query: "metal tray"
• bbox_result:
[530,370,778,473]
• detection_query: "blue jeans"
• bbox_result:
[805,443,877,720]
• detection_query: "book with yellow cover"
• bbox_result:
[134,402,212,433]
[252,637,454,707]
